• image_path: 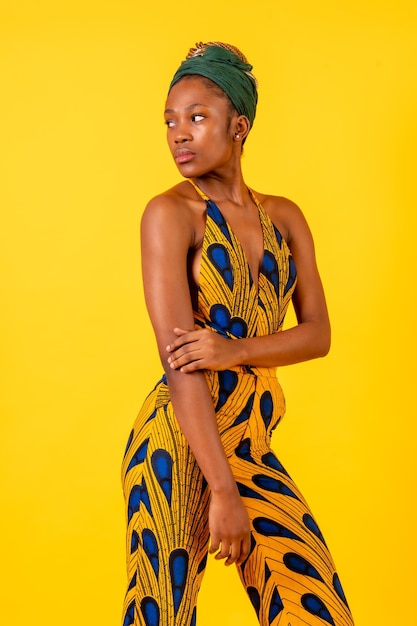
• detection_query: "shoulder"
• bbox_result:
[141,181,204,246]
[143,181,197,223]
[252,191,312,247]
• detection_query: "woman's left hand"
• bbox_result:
[166,327,240,372]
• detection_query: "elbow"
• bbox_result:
[316,322,331,358]
[317,339,330,358]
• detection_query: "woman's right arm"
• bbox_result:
[140,194,250,565]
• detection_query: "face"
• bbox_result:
[164,76,238,178]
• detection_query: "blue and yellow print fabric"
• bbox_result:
[121,184,354,626]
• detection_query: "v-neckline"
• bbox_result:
[189,180,267,293]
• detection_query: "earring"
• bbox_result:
[235,134,240,139]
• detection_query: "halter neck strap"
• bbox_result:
[188,179,209,200]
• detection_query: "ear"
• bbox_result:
[232,115,251,142]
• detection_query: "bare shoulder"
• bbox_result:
[253,191,312,246]
[142,181,204,246]
[143,181,197,223]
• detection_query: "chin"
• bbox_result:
[176,162,209,178]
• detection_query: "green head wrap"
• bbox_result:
[169,44,258,127]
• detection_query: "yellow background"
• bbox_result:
[1,1,416,624]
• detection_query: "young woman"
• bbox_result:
[121,42,354,626]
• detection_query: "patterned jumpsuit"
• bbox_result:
[121,183,354,626]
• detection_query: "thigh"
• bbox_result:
[122,395,210,626]
[231,444,354,626]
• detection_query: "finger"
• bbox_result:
[236,534,252,566]
[173,327,190,336]
[166,330,196,352]
[168,344,197,364]
[179,362,204,373]
[168,349,204,370]
[166,337,187,352]
[214,540,231,561]
[179,355,207,372]
[225,542,240,566]
[209,533,220,554]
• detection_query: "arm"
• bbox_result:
[235,200,331,366]
[141,193,250,565]
[166,199,330,371]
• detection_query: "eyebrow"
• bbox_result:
[164,103,207,115]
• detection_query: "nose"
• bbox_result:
[174,123,192,144]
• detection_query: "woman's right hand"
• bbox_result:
[208,490,252,566]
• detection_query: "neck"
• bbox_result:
[192,170,249,207]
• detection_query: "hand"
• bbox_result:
[166,327,240,372]
[208,491,251,566]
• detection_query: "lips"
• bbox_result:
[174,148,196,164]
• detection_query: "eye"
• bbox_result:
[165,120,176,128]
[192,114,205,123]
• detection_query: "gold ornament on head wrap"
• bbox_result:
[186,42,258,87]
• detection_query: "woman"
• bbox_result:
[122,42,354,626]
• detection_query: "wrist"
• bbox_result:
[234,337,250,366]
[210,479,239,497]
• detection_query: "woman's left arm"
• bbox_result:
[166,199,331,371]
